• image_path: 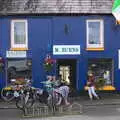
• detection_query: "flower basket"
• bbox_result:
[43,54,55,72]
[44,63,53,72]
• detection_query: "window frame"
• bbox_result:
[86,19,104,50]
[11,20,28,50]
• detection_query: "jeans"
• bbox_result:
[88,86,98,99]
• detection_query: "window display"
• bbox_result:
[88,58,113,86]
[7,59,32,85]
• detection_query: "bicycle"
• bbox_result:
[1,79,22,102]
[40,80,63,112]
[15,79,70,113]
[15,79,35,110]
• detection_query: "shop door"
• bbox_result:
[57,59,76,90]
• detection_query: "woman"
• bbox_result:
[55,75,70,105]
[87,73,99,100]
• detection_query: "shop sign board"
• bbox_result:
[6,51,27,58]
[53,45,80,55]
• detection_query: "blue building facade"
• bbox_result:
[0,15,120,91]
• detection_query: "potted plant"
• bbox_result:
[43,54,56,72]
[95,78,105,90]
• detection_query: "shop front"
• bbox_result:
[5,51,32,86]
[0,15,120,92]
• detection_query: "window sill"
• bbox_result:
[84,85,116,91]
[102,85,116,91]
[10,48,28,51]
[86,47,104,51]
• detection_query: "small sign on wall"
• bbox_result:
[53,45,80,55]
[6,51,27,58]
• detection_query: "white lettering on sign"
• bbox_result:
[53,45,80,55]
[6,51,27,58]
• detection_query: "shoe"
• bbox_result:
[90,98,93,101]
[56,102,61,106]
[47,95,52,101]
[65,102,70,106]
[96,96,100,100]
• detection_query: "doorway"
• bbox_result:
[57,59,77,90]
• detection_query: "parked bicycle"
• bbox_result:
[39,80,70,110]
[1,79,23,102]
[15,80,63,111]
[15,78,35,110]
[1,78,34,110]
[8,77,70,112]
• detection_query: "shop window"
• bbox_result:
[88,59,113,86]
[7,59,32,85]
[86,20,104,50]
[11,20,28,50]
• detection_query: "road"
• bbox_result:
[0,105,120,120]
[0,108,22,120]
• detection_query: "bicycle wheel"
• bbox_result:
[16,96,24,109]
[25,97,34,108]
[47,93,59,108]
[1,87,14,102]
[16,95,34,109]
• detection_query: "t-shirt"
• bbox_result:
[87,76,95,87]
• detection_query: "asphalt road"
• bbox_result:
[1,105,120,120]
[0,108,22,120]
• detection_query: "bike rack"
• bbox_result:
[23,102,83,118]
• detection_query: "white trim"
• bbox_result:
[86,19,104,49]
[11,20,28,49]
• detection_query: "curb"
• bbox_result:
[0,107,17,109]
[84,102,120,107]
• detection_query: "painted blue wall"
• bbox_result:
[0,15,120,91]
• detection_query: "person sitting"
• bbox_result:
[87,73,99,100]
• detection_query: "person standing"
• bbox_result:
[87,73,99,100]
[55,75,70,105]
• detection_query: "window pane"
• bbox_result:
[88,22,100,44]
[88,58,113,86]
[14,22,26,44]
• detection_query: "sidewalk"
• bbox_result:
[0,92,120,109]
[0,100,16,109]
[74,92,120,106]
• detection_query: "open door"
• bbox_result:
[57,59,76,90]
